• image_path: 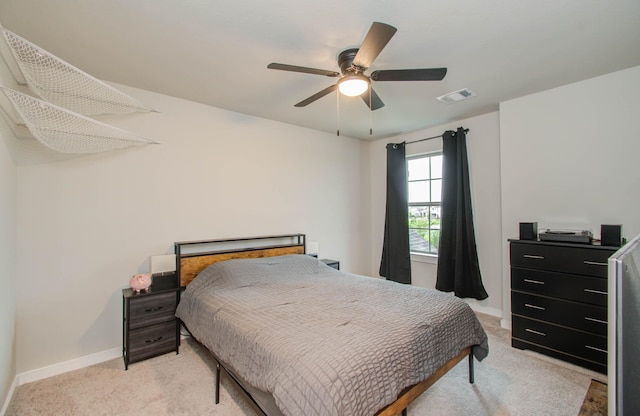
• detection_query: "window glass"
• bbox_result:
[430,155,443,179]
[407,158,429,181]
[407,152,442,254]
[431,179,442,203]
[408,180,429,203]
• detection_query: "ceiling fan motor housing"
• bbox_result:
[338,48,362,74]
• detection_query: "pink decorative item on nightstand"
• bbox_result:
[129,273,152,293]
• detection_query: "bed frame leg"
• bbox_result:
[215,362,221,404]
[468,350,475,384]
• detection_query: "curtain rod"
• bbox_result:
[405,128,469,145]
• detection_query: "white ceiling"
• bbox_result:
[0,0,639,140]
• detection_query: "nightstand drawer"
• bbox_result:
[128,320,177,362]
[510,243,613,277]
[511,291,607,336]
[511,267,608,306]
[129,292,177,329]
[512,316,607,365]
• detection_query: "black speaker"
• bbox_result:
[601,224,622,247]
[519,222,538,240]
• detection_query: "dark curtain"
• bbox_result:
[436,127,488,300]
[379,142,412,284]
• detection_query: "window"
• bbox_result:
[407,153,442,254]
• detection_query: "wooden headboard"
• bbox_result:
[174,234,306,287]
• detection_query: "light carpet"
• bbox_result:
[6,313,605,415]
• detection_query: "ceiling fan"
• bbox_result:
[267,22,447,111]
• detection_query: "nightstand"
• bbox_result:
[122,273,180,370]
[321,259,340,270]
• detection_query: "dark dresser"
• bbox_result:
[122,273,180,370]
[509,238,617,373]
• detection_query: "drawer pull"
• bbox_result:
[583,260,607,267]
[525,328,546,336]
[145,336,164,344]
[585,317,607,324]
[523,278,545,285]
[585,345,607,354]
[525,303,546,311]
[145,306,164,313]
[523,254,545,260]
[584,288,607,295]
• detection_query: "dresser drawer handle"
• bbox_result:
[585,317,607,324]
[525,303,546,311]
[145,336,164,344]
[584,288,607,295]
[523,278,545,285]
[525,328,546,336]
[583,260,608,266]
[583,260,607,267]
[145,306,164,313]
[585,345,607,354]
[523,254,545,259]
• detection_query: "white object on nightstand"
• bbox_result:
[307,241,319,256]
[150,254,176,275]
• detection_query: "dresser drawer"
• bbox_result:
[511,267,608,306]
[510,243,614,277]
[512,316,607,365]
[129,292,177,329]
[511,292,607,336]
[128,320,177,362]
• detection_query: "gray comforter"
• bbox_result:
[176,254,488,416]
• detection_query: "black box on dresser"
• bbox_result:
[509,238,617,373]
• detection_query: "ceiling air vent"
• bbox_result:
[437,88,476,104]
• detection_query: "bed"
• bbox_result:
[174,234,489,416]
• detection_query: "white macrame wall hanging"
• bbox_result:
[0,26,159,154]
[1,87,158,154]
[2,28,154,116]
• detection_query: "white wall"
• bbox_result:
[0,118,17,412]
[368,112,503,317]
[499,65,640,323]
[0,61,18,412]
[13,84,368,374]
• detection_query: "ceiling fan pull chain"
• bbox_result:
[369,88,373,135]
[336,91,340,136]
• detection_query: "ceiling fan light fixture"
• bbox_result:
[337,74,370,97]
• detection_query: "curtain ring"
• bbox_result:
[393,144,397,149]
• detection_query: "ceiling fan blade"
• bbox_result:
[294,84,338,107]
[371,68,447,81]
[361,88,385,111]
[353,22,397,69]
[267,63,340,77]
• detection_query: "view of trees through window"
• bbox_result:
[407,153,442,254]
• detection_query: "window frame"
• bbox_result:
[407,151,442,255]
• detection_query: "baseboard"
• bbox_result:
[16,347,121,386]
[500,317,511,330]
[465,301,503,319]
[0,375,19,416]
[463,302,512,330]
